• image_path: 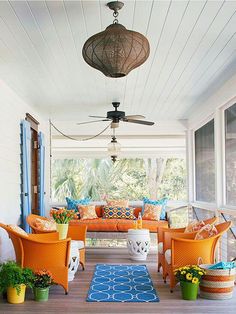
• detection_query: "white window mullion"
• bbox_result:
[214,109,224,216]
[186,130,194,204]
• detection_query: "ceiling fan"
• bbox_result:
[77,102,155,128]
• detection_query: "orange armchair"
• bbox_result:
[157,217,218,275]
[0,223,71,294]
[162,221,232,292]
[27,214,87,270]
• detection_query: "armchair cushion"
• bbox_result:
[34,218,56,231]
[184,220,205,233]
[158,242,163,254]
[8,225,28,236]
[165,249,171,264]
[71,240,84,250]
[195,224,218,240]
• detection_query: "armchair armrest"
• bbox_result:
[28,232,59,241]
[158,227,169,243]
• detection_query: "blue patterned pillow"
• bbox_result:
[143,197,167,220]
[103,206,135,220]
[65,197,90,212]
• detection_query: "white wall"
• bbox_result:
[0,80,49,261]
[188,73,236,129]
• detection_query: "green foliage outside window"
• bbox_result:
[52,158,187,202]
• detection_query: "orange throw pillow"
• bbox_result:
[79,205,98,220]
[142,203,162,221]
[106,199,129,207]
[184,220,205,233]
[195,224,218,240]
[34,218,56,231]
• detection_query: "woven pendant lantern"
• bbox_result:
[82,1,150,78]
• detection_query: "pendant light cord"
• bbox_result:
[49,120,111,141]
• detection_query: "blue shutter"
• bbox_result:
[38,132,45,216]
[20,120,32,232]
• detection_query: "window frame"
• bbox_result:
[188,96,236,215]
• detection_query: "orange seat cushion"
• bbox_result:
[117,219,168,233]
[70,218,118,232]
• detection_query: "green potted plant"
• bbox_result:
[50,208,76,239]
[174,265,206,300]
[33,270,55,302]
[0,261,34,304]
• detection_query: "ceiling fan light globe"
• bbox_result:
[107,141,121,156]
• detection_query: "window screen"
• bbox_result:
[195,119,215,202]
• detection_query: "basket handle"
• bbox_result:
[198,257,203,266]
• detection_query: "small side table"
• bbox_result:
[127,229,150,261]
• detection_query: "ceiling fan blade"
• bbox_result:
[124,115,145,119]
[77,119,109,125]
[123,119,155,126]
[89,115,108,119]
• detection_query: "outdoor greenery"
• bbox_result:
[52,158,187,202]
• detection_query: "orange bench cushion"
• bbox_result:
[70,218,119,232]
[70,206,167,233]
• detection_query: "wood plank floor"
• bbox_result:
[0,248,235,314]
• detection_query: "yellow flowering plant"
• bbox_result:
[174,265,206,284]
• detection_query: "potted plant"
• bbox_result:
[0,261,34,304]
[174,265,206,300]
[50,208,76,239]
[32,270,55,302]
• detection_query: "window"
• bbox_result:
[225,103,236,206]
[195,119,215,203]
[52,157,187,202]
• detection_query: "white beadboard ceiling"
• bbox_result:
[0,0,236,135]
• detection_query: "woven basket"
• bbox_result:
[199,264,235,300]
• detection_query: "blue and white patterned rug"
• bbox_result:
[87,264,159,302]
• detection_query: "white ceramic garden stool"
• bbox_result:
[127,229,150,261]
[68,240,81,281]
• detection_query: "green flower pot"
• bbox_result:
[180,281,199,300]
[34,287,49,302]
